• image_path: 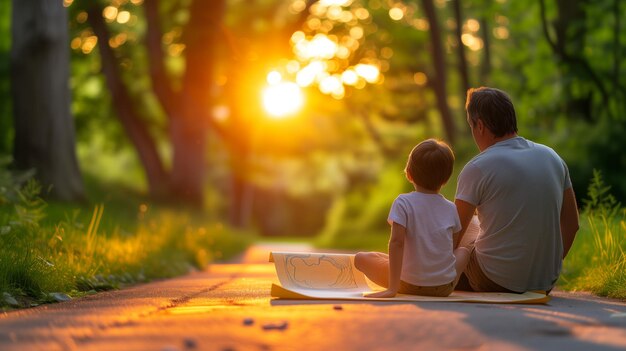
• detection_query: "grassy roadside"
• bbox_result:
[560,210,626,299]
[0,177,252,310]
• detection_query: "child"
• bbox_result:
[354,139,469,297]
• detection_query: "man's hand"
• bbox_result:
[365,289,398,298]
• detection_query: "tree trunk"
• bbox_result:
[613,0,620,92]
[171,0,226,206]
[452,0,470,94]
[540,0,608,120]
[479,16,491,83]
[87,4,170,198]
[10,0,84,201]
[421,0,456,144]
[229,173,253,228]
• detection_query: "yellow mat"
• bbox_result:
[269,252,549,304]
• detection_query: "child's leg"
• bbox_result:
[354,252,389,288]
[454,215,480,290]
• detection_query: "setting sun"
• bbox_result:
[262,82,304,118]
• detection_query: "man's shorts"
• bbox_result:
[456,246,521,293]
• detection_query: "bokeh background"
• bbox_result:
[1,0,625,304]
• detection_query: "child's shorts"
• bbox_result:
[398,280,455,297]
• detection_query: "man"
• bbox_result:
[454,87,580,293]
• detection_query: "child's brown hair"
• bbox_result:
[405,139,454,191]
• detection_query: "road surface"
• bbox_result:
[1,244,625,350]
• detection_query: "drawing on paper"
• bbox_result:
[283,254,358,290]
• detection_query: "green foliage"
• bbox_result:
[0,0,11,154]
[560,174,625,299]
[584,169,620,218]
[560,209,626,299]
[0,159,251,310]
[317,159,417,251]
[553,118,626,204]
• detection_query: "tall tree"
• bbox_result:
[421,0,456,144]
[478,0,492,83]
[87,3,170,199]
[81,0,308,215]
[539,0,609,121]
[452,0,471,95]
[10,0,84,201]
[82,0,226,205]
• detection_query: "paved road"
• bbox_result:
[1,244,626,351]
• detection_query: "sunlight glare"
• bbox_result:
[461,34,484,51]
[117,11,131,24]
[320,75,345,99]
[319,0,353,6]
[336,46,350,59]
[341,69,358,85]
[466,19,480,32]
[412,18,429,31]
[212,105,230,121]
[327,6,343,20]
[308,34,338,59]
[354,8,370,20]
[267,71,282,85]
[389,7,404,21]
[494,27,510,39]
[295,34,339,60]
[263,82,304,118]
[355,64,380,83]
[103,6,118,21]
[296,61,325,87]
[349,26,364,39]
[286,60,301,73]
[291,31,306,44]
[71,38,82,50]
[413,72,428,86]
[289,0,307,14]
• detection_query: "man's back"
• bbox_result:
[456,136,571,291]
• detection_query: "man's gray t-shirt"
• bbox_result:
[455,137,572,292]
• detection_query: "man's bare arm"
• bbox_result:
[561,187,580,258]
[454,199,477,249]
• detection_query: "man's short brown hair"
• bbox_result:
[465,87,517,137]
[405,139,455,191]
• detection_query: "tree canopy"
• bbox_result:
[1,0,624,234]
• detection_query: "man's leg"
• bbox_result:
[460,215,480,248]
[354,252,389,288]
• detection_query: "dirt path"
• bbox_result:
[1,244,625,350]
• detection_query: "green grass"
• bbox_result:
[0,179,252,310]
[559,210,626,299]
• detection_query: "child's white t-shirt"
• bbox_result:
[388,192,461,286]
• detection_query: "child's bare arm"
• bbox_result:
[365,222,406,298]
[454,199,476,249]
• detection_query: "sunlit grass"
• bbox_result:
[0,188,252,309]
[559,210,626,299]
